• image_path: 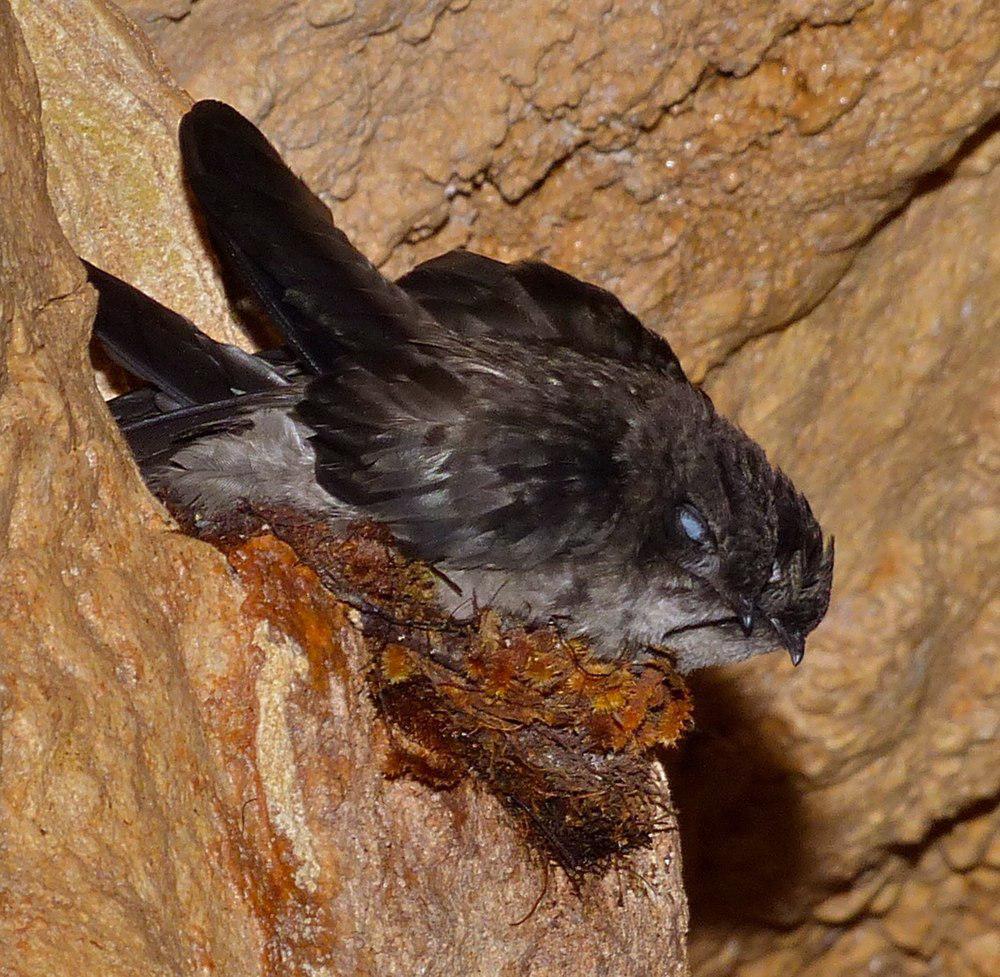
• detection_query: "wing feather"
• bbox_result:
[179,100,438,375]
[398,250,686,379]
[299,350,627,569]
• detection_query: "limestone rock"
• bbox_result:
[0,5,264,974]
[4,1,998,975]
[0,3,688,975]
[8,0,243,348]
[679,130,999,977]
[120,0,998,375]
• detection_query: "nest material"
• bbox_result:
[214,514,693,874]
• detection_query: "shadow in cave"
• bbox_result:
[666,669,817,931]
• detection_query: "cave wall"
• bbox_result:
[123,0,997,376]
[118,1,1000,974]
[0,3,689,975]
[685,142,1000,977]
[0,5,265,974]
[1,1,997,975]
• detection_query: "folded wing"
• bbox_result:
[399,250,686,380]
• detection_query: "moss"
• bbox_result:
[212,513,692,875]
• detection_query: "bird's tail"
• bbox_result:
[87,261,299,465]
[86,260,288,407]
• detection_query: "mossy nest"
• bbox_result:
[211,510,693,875]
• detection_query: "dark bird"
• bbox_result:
[88,99,833,673]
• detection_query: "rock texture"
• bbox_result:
[2,1,998,976]
[122,0,998,376]
[112,6,999,972]
[7,0,244,348]
[0,6,264,975]
[680,139,1000,977]
[0,3,687,976]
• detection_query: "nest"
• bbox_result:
[208,510,693,875]
[373,626,690,871]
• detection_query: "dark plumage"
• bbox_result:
[90,99,833,672]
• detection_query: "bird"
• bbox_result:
[87,98,833,673]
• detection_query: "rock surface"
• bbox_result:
[680,139,1000,977]
[0,3,687,976]
[8,0,243,347]
[2,1,998,976]
[0,6,264,975]
[122,0,998,376]
[113,5,999,972]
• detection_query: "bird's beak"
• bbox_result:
[769,617,805,666]
[735,597,755,637]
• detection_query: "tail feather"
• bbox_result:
[114,390,298,466]
[86,261,288,405]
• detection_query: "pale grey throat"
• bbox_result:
[431,562,796,674]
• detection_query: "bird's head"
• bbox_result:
[609,383,834,671]
[754,469,835,665]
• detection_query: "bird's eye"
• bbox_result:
[677,504,710,544]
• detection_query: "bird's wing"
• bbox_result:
[101,99,677,566]
[179,100,439,376]
[299,346,628,570]
[179,102,679,385]
[176,100,666,567]
[87,261,289,406]
[398,249,687,380]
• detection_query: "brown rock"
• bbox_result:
[965,932,1000,977]
[941,808,998,872]
[120,0,998,375]
[678,118,999,977]
[880,877,943,955]
[4,1,998,975]
[0,3,689,975]
[0,6,265,975]
[8,0,243,348]
[811,866,891,925]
